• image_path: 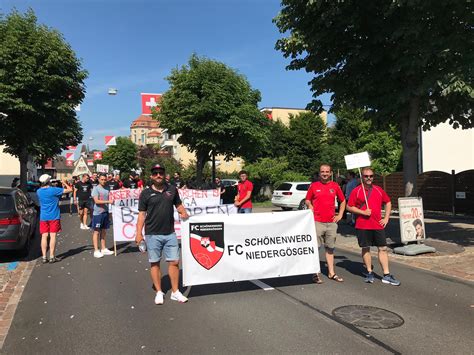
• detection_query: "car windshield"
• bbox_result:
[296,184,310,191]
[276,183,292,191]
[0,194,14,212]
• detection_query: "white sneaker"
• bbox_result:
[170,290,188,303]
[101,248,114,256]
[80,223,86,230]
[93,250,104,258]
[154,291,164,305]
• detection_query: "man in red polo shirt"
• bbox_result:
[305,164,346,284]
[234,170,253,213]
[347,167,400,286]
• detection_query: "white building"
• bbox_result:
[0,145,37,186]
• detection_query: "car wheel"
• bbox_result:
[281,207,293,211]
[298,199,307,210]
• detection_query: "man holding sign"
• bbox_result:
[136,164,190,305]
[347,167,400,286]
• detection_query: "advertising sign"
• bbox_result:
[180,210,320,286]
[398,197,426,243]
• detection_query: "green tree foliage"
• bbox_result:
[245,157,308,189]
[100,137,137,174]
[327,107,402,174]
[247,119,290,162]
[286,112,326,176]
[154,54,269,183]
[0,10,87,189]
[275,0,473,196]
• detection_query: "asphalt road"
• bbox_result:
[2,211,473,354]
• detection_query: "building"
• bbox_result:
[419,121,474,173]
[260,107,328,125]
[0,145,37,187]
[130,115,160,146]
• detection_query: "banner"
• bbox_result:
[398,197,426,243]
[96,164,109,173]
[178,189,220,208]
[105,136,116,146]
[65,152,74,161]
[141,93,162,115]
[344,151,371,170]
[181,210,320,286]
[111,188,236,242]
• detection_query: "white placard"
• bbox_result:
[178,189,220,207]
[398,197,425,243]
[96,164,109,173]
[455,192,466,199]
[110,188,234,242]
[344,152,371,170]
[181,210,320,286]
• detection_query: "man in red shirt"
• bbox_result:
[234,170,253,213]
[305,164,346,284]
[347,167,400,286]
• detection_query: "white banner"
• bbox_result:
[110,188,235,242]
[178,189,220,207]
[181,210,320,286]
[96,164,109,173]
[398,197,426,243]
[344,151,371,169]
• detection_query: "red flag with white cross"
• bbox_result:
[141,93,162,115]
[93,151,102,160]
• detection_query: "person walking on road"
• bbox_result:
[346,167,400,286]
[136,164,190,304]
[235,170,253,213]
[305,164,346,284]
[74,174,93,230]
[37,174,73,263]
[91,174,114,258]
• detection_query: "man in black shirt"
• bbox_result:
[136,164,189,305]
[105,173,120,191]
[122,172,138,189]
[172,172,183,189]
[74,174,92,230]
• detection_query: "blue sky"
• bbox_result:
[2,0,332,152]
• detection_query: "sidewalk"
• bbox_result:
[336,215,474,282]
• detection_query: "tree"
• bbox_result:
[100,137,137,174]
[154,54,269,184]
[0,10,87,189]
[275,0,473,196]
[245,119,290,163]
[286,112,326,176]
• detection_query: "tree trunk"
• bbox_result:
[19,147,29,193]
[400,97,420,197]
[195,150,208,187]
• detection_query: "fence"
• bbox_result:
[374,169,474,215]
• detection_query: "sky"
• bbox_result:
[1,0,333,153]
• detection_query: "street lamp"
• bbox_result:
[108,88,118,95]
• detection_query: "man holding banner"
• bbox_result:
[346,167,400,286]
[305,164,346,284]
[136,164,190,304]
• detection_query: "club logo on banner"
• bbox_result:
[190,223,225,269]
[181,210,320,286]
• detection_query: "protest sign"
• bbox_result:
[344,151,371,170]
[96,164,109,173]
[398,197,426,243]
[178,189,220,208]
[180,210,320,286]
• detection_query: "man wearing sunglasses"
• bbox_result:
[136,164,190,304]
[347,167,400,286]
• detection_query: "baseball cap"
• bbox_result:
[39,174,51,184]
[151,164,165,172]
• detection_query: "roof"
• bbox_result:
[54,156,74,172]
[147,130,161,138]
[131,115,159,129]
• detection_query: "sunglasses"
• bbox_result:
[151,171,165,176]
[363,175,374,178]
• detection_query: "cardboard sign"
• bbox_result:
[344,152,371,170]
[398,197,426,243]
[96,164,109,173]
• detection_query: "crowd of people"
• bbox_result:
[34,162,399,306]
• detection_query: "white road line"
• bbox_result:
[250,279,274,291]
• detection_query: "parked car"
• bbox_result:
[271,182,311,211]
[0,187,38,253]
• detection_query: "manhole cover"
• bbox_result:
[333,305,404,329]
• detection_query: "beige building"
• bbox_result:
[0,145,37,186]
[260,107,328,125]
[419,121,474,173]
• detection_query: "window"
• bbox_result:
[296,184,310,191]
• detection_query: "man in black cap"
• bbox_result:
[122,172,138,189]
[136,164,190,304]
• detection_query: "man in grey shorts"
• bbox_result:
[305,164,346,283]
[136,164,189,305]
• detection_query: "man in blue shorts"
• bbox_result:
[91,173,114,258]
[136,164,189,305]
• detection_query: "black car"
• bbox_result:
[0,187,37,252]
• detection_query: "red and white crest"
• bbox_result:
[105,136,116,146]
[189,223,225,270]
[141,93,162,115]
[93,151,102,160]
[66,160,74,167]
[66,146,77,151]
[65,152,74,161]
[87,159,94,166]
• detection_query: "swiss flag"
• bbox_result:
[65,152,74,161]
[66,146,77,151]
[93,151,102,160]
[105,136,116,146]
[141,93,162,115]
[66,160,74,167]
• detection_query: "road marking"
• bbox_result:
[250,279,274,291]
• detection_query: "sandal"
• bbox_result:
[312,273,323,284]
[329,274,344,282]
